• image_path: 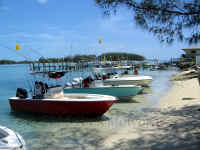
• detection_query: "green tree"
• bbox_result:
[95,0,200,44]
[99,52,145,61]
[38,57,47,63]
[0,60,16,64]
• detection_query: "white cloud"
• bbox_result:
[37,0,48,4]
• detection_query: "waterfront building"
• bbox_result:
[181,47,200,59]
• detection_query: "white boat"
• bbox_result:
[103,75,152,87]
[0,125,26,150]
[73,77,83,83]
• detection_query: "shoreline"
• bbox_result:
[102,73,200,150]
[159,78,200,109]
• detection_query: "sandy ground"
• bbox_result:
[159,78,200,108]
[102,78,200,150]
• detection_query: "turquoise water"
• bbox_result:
[0,65,177,150]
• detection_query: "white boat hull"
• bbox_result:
[0,126,26,150]
[103,75,152,87]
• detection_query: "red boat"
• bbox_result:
[9,93,117,116]
[9,71,117,117]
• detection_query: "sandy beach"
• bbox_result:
[102,77,200,150]
[159,78,200,108]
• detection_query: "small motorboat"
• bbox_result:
[0,125,26,150]
[9,86,117,117]
[64,76,143,98]
[64,84,142,98]
[103,75,152,87]
[9,67,118,117]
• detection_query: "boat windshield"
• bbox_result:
[0,129,9,139]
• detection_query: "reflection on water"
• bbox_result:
[11,111,110,123]
[25,127,107,150]
[118,96,141,103]
[0,65,177,150]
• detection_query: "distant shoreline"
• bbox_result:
[0,60,32,65]
[0,52,146,65]
[0,62,31,65]
[0,63,29,65]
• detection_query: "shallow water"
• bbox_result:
[0,64,177,150]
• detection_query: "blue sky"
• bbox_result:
[0,0,190,61]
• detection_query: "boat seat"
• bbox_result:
[0,128,9,139]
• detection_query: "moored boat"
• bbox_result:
[0,125,26,150]
[64,85,142,98]
[103,75,152,87]
[9,86,117,116]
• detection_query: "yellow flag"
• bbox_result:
[103,56,106,62]
[16,44,20,50]
[98,39,102,44]
[117,61,120,68]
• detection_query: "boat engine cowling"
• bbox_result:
[16,88,28,99]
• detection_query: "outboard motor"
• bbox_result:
[16,88,28,99]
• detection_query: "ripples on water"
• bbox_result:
[0,64,177,150]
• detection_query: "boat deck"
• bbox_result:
[9,94,118,102]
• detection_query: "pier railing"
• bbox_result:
[29,62,90,74]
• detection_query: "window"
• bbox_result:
[191,50,196,54]
[0,129,9,139]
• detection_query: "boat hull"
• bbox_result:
[0,126,26,150]
[103,76,152,87]
[9,98,115,116]
[64,86,142,97]
[104,79,152,87]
